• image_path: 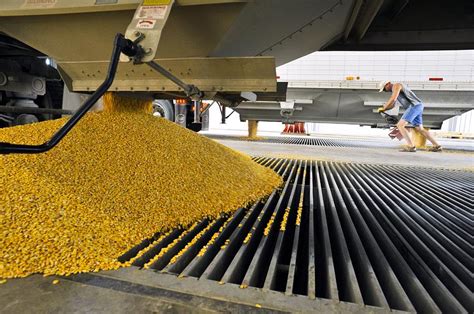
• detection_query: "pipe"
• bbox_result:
[194,100,201,123]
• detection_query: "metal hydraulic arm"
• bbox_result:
[146,60,203,101]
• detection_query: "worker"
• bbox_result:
[377,81,442,152]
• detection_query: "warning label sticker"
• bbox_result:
[22,0,57,8]
[135,5,168,19]
[143,0,171,5]
[136,19,157,29]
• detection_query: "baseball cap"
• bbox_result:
[378,80,390,92]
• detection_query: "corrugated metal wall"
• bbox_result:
[277,50,474,82]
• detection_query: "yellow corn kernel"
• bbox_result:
[264,213,276,236]
[280,207,290,231]
[243,232,252,244]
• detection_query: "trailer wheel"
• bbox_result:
[153,100,174,121]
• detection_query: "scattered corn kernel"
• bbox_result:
[169,221,214,264]
[243,232,252,244]
[197,214,233,257]
[52,279,59,285]
[0,92,281,278]
[239,136,266,142]
[144,224,198,269]
[128,231,171,265]
[0,279,6,284]
[255,304,262,308]
[280,207,290,231]
[264,213,276,236]
[296,167,306,226]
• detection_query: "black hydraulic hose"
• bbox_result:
[0,33,138,154]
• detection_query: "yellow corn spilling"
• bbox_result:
[0,94,282,279]
[102,92,153,114]
[247,120,259,138]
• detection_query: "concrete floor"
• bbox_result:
[215,139,474,170]
[0,269,379,314]
[0,272,278,314]
[1,275,206,314]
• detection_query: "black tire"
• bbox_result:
[153,100,174,121]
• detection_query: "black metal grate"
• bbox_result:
[205,134,474,151]
[206,134,364,147]
[119,158,473,313]
[253,136,361,147]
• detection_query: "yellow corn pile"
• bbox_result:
[0,93,282,278]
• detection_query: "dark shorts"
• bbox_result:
[401,103,423,126]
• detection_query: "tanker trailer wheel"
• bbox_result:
[152,100,174,121]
